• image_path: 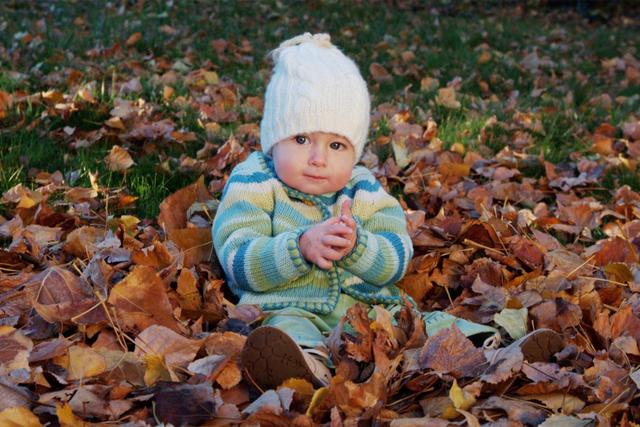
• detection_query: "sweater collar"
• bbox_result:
[257,152,340,206]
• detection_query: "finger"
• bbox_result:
[340,199,352,218]
[323,216,341,226]
[320,247,343,261]
[325,223,354,236]
[321,235,352,248]
[316,256,333,270]
[340,215,357,229]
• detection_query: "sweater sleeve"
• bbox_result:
[336,178,414,287]
[212,172,312,295]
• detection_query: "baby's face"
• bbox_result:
[271,132,355,195]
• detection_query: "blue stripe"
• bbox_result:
[222,172,273,197]
[380,232,406,284]
[232,242,250,292]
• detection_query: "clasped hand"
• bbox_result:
[298,199,357,270]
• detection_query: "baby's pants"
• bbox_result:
[262,294,499,349]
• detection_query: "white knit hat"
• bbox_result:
[260,33,371,163]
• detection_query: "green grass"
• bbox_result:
[1,1,638,219]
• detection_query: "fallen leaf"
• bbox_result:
[108,265,181,333]
[134,324,202,368]
[435,87,461,109]
[158,176,211,232]
[370,63,392,83]
[67,345,107,380]
[105,145,135,172]
[27,267,100,324]
[418,324,487,378]
[0,406,43,427]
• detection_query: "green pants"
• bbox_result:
[262,293,499,349]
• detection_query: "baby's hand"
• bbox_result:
[299,216,354,270]
[336,199,357,257]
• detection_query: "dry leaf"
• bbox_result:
[108,265,181,333]
[418,324,487,378]
[105,145,135,172]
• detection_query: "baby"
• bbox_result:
[212,33,502,390]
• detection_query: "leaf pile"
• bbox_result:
[1,1,640,426]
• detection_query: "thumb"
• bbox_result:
[340,199,352,219]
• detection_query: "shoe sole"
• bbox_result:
[241,326,321,390]
[514,328,564,363]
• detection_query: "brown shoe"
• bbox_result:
[509,328,564,363]
[241,326,332,390]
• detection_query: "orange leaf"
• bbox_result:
[216,359,242,389]
[167,227,212,268]
[105,145,135,172]
[125,32,142,47]
[108,265,181,333]
[158,176,211,232]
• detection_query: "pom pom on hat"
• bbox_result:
[260,33,371,163]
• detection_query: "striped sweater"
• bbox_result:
[212,151,414,314]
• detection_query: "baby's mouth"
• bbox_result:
[303,174,327,180]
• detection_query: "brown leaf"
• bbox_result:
[167,227,212,268]
[0,327,33,372]
[105,145,135,172]
[204,331,246,357]
[529,298,582,332]
[610,304,640,343]
[435,87,461,109]
[27,267,101,324]
[418,324,487,378]
[158,176,211,232]
[370,63,392,83]
[134,324,202,368]
[481,344,524,384]
[176,268,202,311]
[333,371,387,418]
[63,225,105,258]
[344,304,374,362]
[125,32,142,47]
[67,384,133,420]
[509,236,545,270]
[594,237,639,266]
[473,396,546,425]
[108,265,181,333]
[131,239,174,268]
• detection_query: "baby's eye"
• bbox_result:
[295,135,308,145]
[329,141,345,150]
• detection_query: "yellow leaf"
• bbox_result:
[67,345,107,380]
[449,379,476,410]
[306,386,329,417]
[56,403,89,427]
[0,406,43,427]
[204,71,219,85]
[105,116,125,130]
[144,354,171,386]
[477,50,492,64]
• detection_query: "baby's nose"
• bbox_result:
[308,148,327,166]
